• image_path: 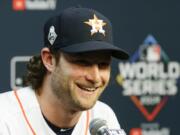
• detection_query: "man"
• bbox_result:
[0,7,129,135]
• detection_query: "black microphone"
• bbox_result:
[89,118,126,135]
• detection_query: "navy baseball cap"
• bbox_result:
[44,7,129,59]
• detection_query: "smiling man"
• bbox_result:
[0,7,129,135]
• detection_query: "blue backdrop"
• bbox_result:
[0,0,179,135]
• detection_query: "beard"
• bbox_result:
[50,67,104,112]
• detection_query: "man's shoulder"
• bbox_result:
[90,101,121,129]
[93,100,113,110]
[0,87,31,103]
[0,90,15,108]
[0,87,34,117]
[92,100,115,116]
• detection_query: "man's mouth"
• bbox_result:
[77,84,98,92]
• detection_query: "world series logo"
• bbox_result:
[117,35,179,121]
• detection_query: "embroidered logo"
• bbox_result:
[48,26,57,45]
[84,14,106,36]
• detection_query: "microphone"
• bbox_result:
[89,118,126,135]
[90,118,110,135]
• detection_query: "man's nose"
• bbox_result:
[85,64,101,84]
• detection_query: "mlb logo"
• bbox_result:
[10,56,31,89]
[140,44,161,62]
[13,0,25,11]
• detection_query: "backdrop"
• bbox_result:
[0,0,179,135]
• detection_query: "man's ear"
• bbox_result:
[41,48,56,72]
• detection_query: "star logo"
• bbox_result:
[84,14,106,36]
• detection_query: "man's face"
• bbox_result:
[50,51,111,111]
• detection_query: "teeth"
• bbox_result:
[77,84,99,92]
[81,87,96,91]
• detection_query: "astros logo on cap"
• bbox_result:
[84,14,106,36]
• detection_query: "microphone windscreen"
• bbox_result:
[89,118,108,135]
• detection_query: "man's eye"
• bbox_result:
[75,60,91,66]
[99,63,110,68]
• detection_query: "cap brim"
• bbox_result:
[59,41,129,60]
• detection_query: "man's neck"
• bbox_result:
[35,87,82,128]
